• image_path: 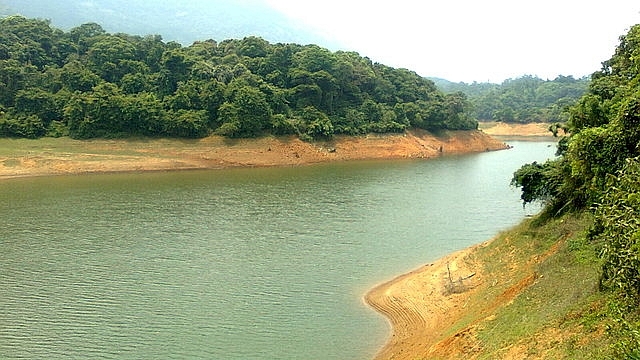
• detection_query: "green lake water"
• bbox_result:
[0,141,556,359]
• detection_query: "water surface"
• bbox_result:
[0,141,556,359]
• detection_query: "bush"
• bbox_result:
[0,114,46,138]
[594,157,640,302]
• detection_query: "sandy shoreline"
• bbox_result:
[364,122,557,359]
[364,244,486,359]
[0,129,508,179]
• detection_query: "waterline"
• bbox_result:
[0,141,556,359]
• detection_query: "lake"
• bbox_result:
[0,140,556,359]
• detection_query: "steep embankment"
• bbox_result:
[0,129,506,179]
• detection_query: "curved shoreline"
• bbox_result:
[363,123,557,359]
[0,125,555,358]
[364,243,486,359]
[0,129,507,179]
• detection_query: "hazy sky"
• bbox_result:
[263,0,640,83]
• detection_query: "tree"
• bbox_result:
[59,60,101,92]
[0,15,477,139]
[299,106,334,139]
[14,88,61,124]
[443,92,476,130]
[447,75,588,123]
[511,160,562,206]
[164,109,208,138]
[68,22,106,48]
[0,113,46,138]
[510,26,640,319]
[217,86,271,137]
[0,16,63,67]
[237,36,269,58]
[0,59,37,105]
[157,48,192,96]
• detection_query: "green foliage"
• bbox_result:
[512,24,640,212]
[604,298,640,359]
[0,15,477,140]
[508,24,640,356]
[164,109,209,138]
[269,113,297,135]
[298,106,334,140]
[434,75,589,123]
[569,94,611,131]
[511,160,560,205]
[593,157,640,302]
[0,113,46,138]
[14,88,61,123]
[217,85,271,138]
[60,60,101,92]
[443,92,477,130]
[63,84,169,138]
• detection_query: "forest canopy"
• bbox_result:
[432,75,589,124]
[0,15,477,140]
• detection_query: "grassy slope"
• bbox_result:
[429,211,617,359]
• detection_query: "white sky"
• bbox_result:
[263,0,640,83]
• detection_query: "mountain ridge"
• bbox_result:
[0,0,338,47]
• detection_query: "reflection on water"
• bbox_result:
[0,141,555,359]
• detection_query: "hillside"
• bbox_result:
[432,75,589,123]
[0,0,335,47]
[367,212,605,359]
[367,23,640,359]
[0,16,476,141]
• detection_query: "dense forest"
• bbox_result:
[511,24,640,357]
[432,75,589,123]
[0,15,476,140]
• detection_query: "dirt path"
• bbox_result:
[0,129,507,179]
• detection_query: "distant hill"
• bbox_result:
[428,77,498,97]
[0,0,338,47]
[428,77,465,92]
[429,76,589,123]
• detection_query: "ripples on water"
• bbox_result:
[0,141,555,359]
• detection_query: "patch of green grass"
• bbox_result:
[0,137,91,156]
[456,212,620,359]
[0,136,190,158]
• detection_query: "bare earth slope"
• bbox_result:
[478,121,557,139]
[366,245,485,360]
[0,129,506,179]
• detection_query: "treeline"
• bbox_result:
[433,75,589,123]
[511,24,640,357]
[0,16,476,139]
